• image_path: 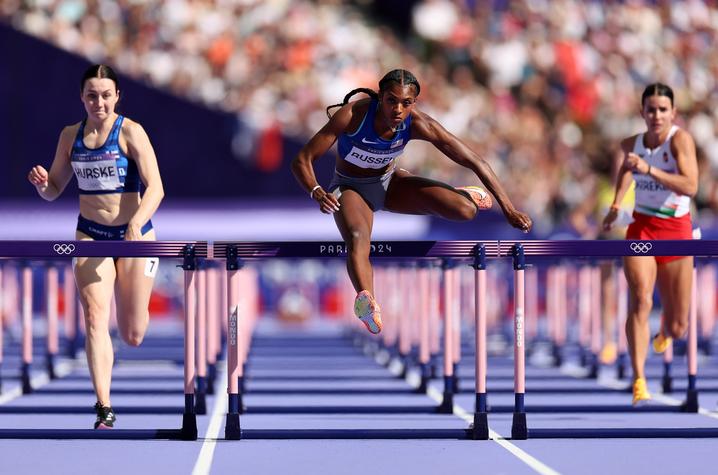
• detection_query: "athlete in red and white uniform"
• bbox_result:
[603,83,698,406]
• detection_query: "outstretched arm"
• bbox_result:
[290,105,354,214]
[410,110,532,231]
[27,127,75,201]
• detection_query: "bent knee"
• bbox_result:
[666,319,688,339]
[452,199,477,221]
[120,328,146,347]
[458,205,477,221]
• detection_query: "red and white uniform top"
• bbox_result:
[632,125,690,219]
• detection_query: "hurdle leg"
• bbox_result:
[21,264,33,394]
[616,267,628,379]
[181,248,198,440]
[225,247,242,439]
[195,267,208,414]
[697,265,716,354]
[207,266,219,395]
[45,265,59,380]
[452,267,461,393]
[511,245,527,440]
[588,266,601,378]
[0,264,3,393]
[661,327,673,393]
[397,266,411,378]
[682,266,699,412]
[472,245,489,440]
[416,263,431,393]
[578,266,591,369]
[437,261,455,413]
[429,264,441,378]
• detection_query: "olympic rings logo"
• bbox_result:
[53,243,76,255]
[630,242,653,254]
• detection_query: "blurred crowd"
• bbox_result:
[2,0,718,234]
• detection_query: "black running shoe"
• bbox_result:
[94,402,116,429]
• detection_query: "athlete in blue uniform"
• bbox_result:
[27,64,164,428]
[292,69,531,333]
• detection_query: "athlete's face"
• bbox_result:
[640,95,675,136]
[81,78,119,121]
[379,83,417,130]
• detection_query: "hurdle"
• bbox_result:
[499,240,715,439]
[0,240,208,440]
[213,240,499,440]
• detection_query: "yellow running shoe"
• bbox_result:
[457,186,493,210]
[652,332,672,354]
[354,290,382,334]
[599,342,617,365]
[632,378,651,406]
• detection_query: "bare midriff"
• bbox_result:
[79,192,141,225]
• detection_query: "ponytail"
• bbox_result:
[326,88,378,118]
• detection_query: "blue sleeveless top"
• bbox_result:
[70,115,141,194]
[336,98,412,169]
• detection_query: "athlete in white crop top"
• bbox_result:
[27,64,164,429]
[292,69,532,334]
[603,83,698,406]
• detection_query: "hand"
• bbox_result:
[623,152,650,174]
[28,165,49,190]
[602,208,618,231]
[313,187,341,214]
[506,209,532,233]
[124,221,143,241]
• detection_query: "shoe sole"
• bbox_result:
[95,423,113,430]
[458,186,492,210]
[358,314,382,334]
[354,292,382,334]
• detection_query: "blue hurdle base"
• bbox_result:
[511,412,527,440]
[528,427,718,438]
[195,377,207,415]
[21,363,32,394]
[239,429,471,440]
[225,414,241,440]
[681,388,699,413]
[436,376,455,413]
[46,353,56,380]
[471,412,489,440]
[0,429,187,440]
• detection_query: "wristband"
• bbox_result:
[310,185,322,199]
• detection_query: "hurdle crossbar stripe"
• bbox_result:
[497,239,718,257]
[213,241,499,259]
[0,240,208,258]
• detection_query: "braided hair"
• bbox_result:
[326,69,421,118]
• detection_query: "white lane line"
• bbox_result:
[425,387,561,475]
[0,361,74,405]
[382,356,561,475]
[192,364,228,475]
